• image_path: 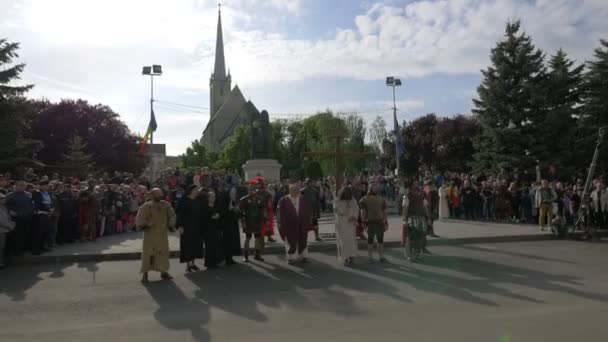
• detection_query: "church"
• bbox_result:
[201,8,260,153]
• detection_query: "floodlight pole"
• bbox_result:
[387,76,401,175]
[150,73,154,144]
[142,65,161,144]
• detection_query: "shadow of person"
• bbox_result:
[143,280,211,342]
[290,258,412,303]
[415,254,608,302]
[0,262,70,301]
[186,262,302,322]
[352,256,501,306]
[455,244,577,264]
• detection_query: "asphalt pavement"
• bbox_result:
[1,240,607,342]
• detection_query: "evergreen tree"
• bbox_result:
[580,39,608,172]
[541,49,584,175]
[59,135,93,178]
[471,21,548,175]
[0,39,32,99]
[0,38,37,172]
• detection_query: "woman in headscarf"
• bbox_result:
[176,185,205,272]
[334,186,359,265]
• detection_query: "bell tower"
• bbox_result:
[210,5,231,117]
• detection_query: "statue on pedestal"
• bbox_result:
[251,110,272,159]
[243,109,282,182]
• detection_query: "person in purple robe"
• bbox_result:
[277,183,313,264]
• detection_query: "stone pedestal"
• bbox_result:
[242,159,282,182]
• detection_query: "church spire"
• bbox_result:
[213,4,227,79]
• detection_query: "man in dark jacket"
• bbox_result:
[31,180,53,255]
[461,180,476,220]
[57,183,78,243]
[5,180,34,257]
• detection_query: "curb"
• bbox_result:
[13,233,554,266]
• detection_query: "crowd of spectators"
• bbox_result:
[1,165,606,268]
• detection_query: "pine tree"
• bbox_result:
[540,49,584,175]
[0,38,36,172]
[580,39,608,172]
[471,21,548,175]
[59,136,93,178]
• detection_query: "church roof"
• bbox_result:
[218,100,259,145]
[203,85,246,135]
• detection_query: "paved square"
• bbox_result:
[1,241,607,342]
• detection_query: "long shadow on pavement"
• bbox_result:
[412,253,608,302]
[143,280,211,342]
[0,263,72,301]
[454,244,577,264]
[184,256,411,322]
[316,247,607,306]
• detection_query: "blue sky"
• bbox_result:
[1,0,607,155]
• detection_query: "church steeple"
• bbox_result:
[213,5,226,79]
[209,4,232,117]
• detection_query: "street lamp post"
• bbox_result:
[386,76,402,175]
[141,64,162,144]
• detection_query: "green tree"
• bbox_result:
[305,161,324,180]
[270,119,288,165]
[433,115,481,173]
[472,20,548,175]
[181,139,218,168]
[540,49,584,175]
[31,99,147,174]
[404,113,438,173]
[343,114,370,175]
[214,125,252,172]
[580,39,608,172]
[369,115,387,153]
[0,38,37,172]
[58,135,93,178]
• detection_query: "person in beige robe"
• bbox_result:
[136,188,176,282]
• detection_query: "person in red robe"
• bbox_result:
[277,183,313,264]
[78,189,99,242]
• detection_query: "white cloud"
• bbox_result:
[269,0,301,14]
[2,0,608,155]
[219,0,608,85]
[6,0,607,91]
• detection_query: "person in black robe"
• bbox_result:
[203,191,223,269]
[218,185,241,266]
[176,185,205,273]
[57,183,78,243]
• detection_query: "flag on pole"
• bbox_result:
[393,112,406,158]
[139,109,157,152]
[395,130,406,157]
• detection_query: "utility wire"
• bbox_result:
[155,99,209,110]
[155,104,208,115]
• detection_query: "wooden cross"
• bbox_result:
[303,127,373,194]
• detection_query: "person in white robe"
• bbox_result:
[438,183,450,220]
[334,186,358,265]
